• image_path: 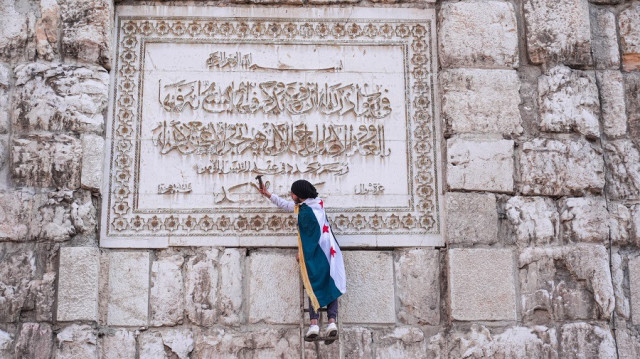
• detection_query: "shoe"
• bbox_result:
[324,322,338,345]
[305,325,319,341]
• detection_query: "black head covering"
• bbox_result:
[291,179,318,199]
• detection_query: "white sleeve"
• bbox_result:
[270,194,295,212]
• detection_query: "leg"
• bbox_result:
[327,299,338,323]
[308,297,319,325]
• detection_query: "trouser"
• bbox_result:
[309,298,338,320]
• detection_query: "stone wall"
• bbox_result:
[0,0,638,358]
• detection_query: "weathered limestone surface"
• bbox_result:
[0,63,9,134]
[560,323,616,358]
[590,7,620,70]
[107,251,150,326]
[219,248,244,325]
[0,243,58,323]
[559,197,609,244]
[538,66,600,138]
[0,0,35,62]
[55,324,97,359]
[524,0,592,65]
[373,327,427,359]
[14,322,52,359]
[100,329,136,359]
[445,325,558,358]
[12,62,109,135]
[193,328,300,359]
[150,254,185,327]
[446,192,498,245]
[596,71,627,138]
[57,247,99,321]
[604,140,640,200]
[11,134,82,189]
[394,249,439,325]
[609,204,635,248]
[520,138,605,196]
[438,1,518,68]
[341,251,395,324]
[248,250,299,324]
[620,3,640,71]
[81,134,104,191]
[519,244,614,321]
[440,69,522,136]
[60,0,112,68]
[0,327,14,358]
[35,0,60,62]
[447,138,514,193]
[629,256,640,325]
[611,251,630,318]
[0,191,32,241]
[506,196,559,247]
[449,248,516,321]
[185,248,219,327]
[139,329,194,359]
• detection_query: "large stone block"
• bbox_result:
[447,138,514,193]
[81,134,104,191]
[107,251,150,326]
[193,328,300,359]
[0,191,33,241]
[341,251,395,324]
[445,325,558,358]
[524,0,592,65]
[538,66,600,138]
[505,196,559,247]
[0,327,14,359]
[12,62,109,135]
[438,1,519,68]
[394,249,439,325]
[596,71,627,138]
[590,7,620,70]
[519,244,614,322]
[14,323,52,359]
[60,0,112,68]
[185,248,219,326]
[100,329,136,359]
[620,3,640,72]
[0,0,35,62]
[560,323,616,359]
[440,69,522,136]
[629,255,640,325]
[57,247,99,321]
[150,253,185,326]
[373,327,427,359]
[609,204,633,247]
[604,140,640,201]
[219,248,244,325]
[139,329,194,359]
[55,324,97,359]
[611,251,630,319]
[248,250,300,324]
[627,73,640,146]
[0,243,60,323]
[11,134,82,189]
[449,248,517,321]
[519,138,605,196]
[560,197,609,244]
[446,192,498,245]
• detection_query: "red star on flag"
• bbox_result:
[319,200,324,208]
[330,246,336,257]
[322,224,329,233]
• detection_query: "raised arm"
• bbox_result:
[269,194,295,212]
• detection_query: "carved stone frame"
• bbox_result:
[101,6,442,248]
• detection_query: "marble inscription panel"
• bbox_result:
[102,6,442,248]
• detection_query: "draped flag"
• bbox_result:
[295,198,346,311]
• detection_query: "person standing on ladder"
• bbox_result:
[258,179,347,343]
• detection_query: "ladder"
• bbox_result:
[299,278,343,358]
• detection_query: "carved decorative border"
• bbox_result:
[106,14,439,240]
